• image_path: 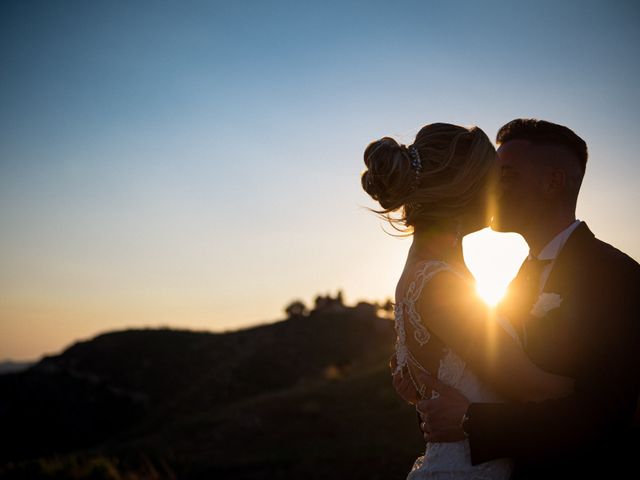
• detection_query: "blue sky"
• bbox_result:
[1,0,639,360]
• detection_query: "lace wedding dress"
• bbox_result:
[393,260,515,480]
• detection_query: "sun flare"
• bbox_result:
[463,228,529,307]
[476,282,507,307]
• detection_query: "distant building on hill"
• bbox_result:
[285,290,392,320]
[353,301,377,318]
[312,290,347,314]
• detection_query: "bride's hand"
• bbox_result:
[390,353,420,405]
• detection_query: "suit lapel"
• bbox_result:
[525,222,596,368]
[542,222,594,295]
[500,222,595,357]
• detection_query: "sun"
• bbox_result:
[476,280,509,307]
[462,228,529,307]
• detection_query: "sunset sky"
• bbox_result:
[2,0,639,361]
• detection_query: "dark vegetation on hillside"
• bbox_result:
[0,297,425,479]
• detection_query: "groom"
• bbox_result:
[397,119,640,479]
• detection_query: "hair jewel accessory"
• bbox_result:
[408,145,423,192]
[408,145,422,174]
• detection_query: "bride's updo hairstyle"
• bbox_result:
[361,123,496,233]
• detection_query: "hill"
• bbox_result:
[0,308,425,479]
[0,361,34,375]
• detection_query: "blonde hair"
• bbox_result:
[361,123,496,233]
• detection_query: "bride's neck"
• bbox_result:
[409,228,466,268]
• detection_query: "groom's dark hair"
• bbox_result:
[496,119,588,173]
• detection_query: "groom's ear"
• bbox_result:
[543,169,567,196]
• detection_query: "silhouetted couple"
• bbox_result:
[361,119,639,479]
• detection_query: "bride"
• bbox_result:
[360,123,573,479]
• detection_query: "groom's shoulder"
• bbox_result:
[562,223,640,291]
[588,233,640,281]
[590,234,639,268]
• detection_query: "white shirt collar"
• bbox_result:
[529,219,582,261]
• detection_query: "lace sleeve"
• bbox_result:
[393,260,461,378]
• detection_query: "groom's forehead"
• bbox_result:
[497,139,532,157]
[496,140,536,167]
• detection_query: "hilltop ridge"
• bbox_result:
[0,305,424,479]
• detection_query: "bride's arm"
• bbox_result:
[409,271,573,403]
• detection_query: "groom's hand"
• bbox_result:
[415,371,470,443]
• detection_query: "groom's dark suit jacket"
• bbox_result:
[467,222,640,479]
